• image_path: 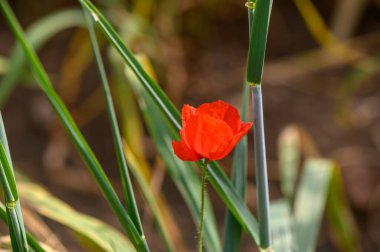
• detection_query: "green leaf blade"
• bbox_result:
[0,113,29,252]
[82,7,144,236]
[326,165,360,252]
[293,158,334,252]
[270,199,295,252]
[222,84,249,252]
[246,0,273,84]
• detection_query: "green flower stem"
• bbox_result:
[198,159,209,252]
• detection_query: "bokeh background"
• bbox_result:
[0,0,380,251]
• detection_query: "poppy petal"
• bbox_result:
[197,100,241,133]
[215,122,253,160]
[184,114,233,160]
[238,122,253,136]
[181,104,196,127]
[172,138,201,161]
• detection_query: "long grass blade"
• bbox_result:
[246,0,273,84]
[124,145,177,252]
[0,142,17,203]
[222,84,249,252]
[0,8,85,107]
[82,7,144,235]
[326,165,360,252]
[0,203,46,252]
[0,1,148,251]
[121,58,186,251]
[270,200,295,252]
[79,0,259,244]
[0,113,28,252]
[293,158,333,252]
[278,125,359,251]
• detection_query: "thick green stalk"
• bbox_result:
[82,7,144,236]
[198,159,208,252]
[0,1,148,251]
[246,0,272,249]
[251,85,272,249]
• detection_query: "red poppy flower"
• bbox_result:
[172,100,253,161]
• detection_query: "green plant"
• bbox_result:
[0,0,359,251]
[273,125,359,252]
[0,113,29,251]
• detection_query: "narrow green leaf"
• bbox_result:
[270,199,295,252]
[222,84,249,252]
[293,158,334,252]
[326,165,359,252]
[208,162,259,243]
[0,113,29,252]
[278,126,359,251]
[0,8,85,107]
[82,8,144,235]
[7,207,28,251]
[0,113,18,202]
[0,1,148,251]
[0,142,18,202]
[118,57,182,251]
[125,147,176,252]
[0,203,46,252]
[246,0,273,84]
[79,0,259,244]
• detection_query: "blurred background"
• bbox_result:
[0,0,380,251]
